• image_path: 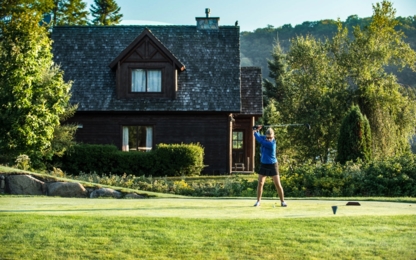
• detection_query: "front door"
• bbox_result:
[232,130,245,170]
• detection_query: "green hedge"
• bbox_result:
[63,154,416,197]
[55,146,415,197]
[360,155,416,196]
[56,143,204,177]
[281,154,416,197]
[154,143,204,176]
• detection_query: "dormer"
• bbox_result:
[109,28,185,99]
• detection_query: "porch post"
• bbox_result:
[251,116,256,172]
[228,114,234,174]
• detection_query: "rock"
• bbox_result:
[47,182,87,198]
[124,193,145,199]
[7,174,45,195]
[0,175,5,194]
[90,188,122,199]
[86,188,95,197]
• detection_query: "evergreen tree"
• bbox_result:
[0,4,72,164]
[90,0,122,25]
[263,40,287,106]
[336,105,372,164]
[53,0,89,26]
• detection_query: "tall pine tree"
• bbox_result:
[53,0,89,26]
[263,40,287,106]
[90,0,122,25]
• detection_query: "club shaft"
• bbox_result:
[263,124,305,127]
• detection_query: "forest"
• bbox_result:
[240,14,416,87]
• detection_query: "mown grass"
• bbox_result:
[1,214,415,259]
[1,197,415,259]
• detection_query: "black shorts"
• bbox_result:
[258,163,279,176]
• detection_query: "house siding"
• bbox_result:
[68,112,230,174]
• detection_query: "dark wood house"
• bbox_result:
[51,10,263,174]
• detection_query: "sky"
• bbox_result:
[84,0,416,32]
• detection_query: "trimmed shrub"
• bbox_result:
[56,143,204,177]
[336,105,372,164]
[154,143,204,176]
[58,144,119,174]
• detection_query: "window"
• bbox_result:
[131,69,162,92]
[109,29,185,99]
[232,131,244,149]
[122,126,153,152]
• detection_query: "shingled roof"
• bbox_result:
[51,25,241,112]
[240,67,263,115]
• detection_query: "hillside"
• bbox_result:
[240,15,416,87]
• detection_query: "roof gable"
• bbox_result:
[109,28,185,71]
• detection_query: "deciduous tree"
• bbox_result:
[264,1,416,162]
[338,1,416,158]
[0,4,72,164]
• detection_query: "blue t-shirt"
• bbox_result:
[254,131,277,164]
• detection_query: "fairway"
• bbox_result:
[1,197,415,218]
[1,197,415,259]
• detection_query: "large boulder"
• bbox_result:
[47,182,87,198]
[0,175,6,194]
[7,174,45,195]
[90,188,122,199]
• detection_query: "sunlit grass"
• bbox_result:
[1,213,415,259]
[0,197,415,259]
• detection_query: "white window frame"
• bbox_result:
[122,126,153,152]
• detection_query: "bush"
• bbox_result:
[361,154,416,196]
[336,105,372,164]
[281,154,416,197]
[61,152,416,197]
[154,143,205,176]
[56,143,204,177]
[57,144,120,174]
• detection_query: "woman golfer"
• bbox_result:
[253,125,287,207]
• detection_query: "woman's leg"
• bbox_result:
[256,174,266,202]
[272,174,285,202]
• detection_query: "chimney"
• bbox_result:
[196,8,220,30]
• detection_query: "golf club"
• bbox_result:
[253,123,311,130]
